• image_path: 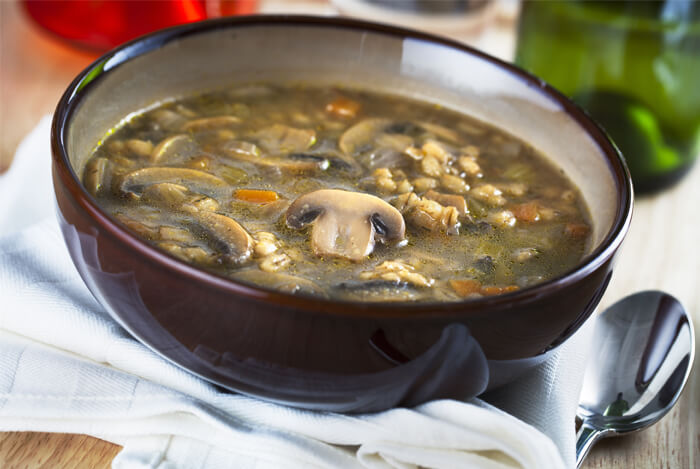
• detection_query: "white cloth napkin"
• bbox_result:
[0,117,594,469]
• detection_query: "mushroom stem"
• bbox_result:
[196,211,254,264]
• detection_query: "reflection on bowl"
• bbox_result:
[52,16,632,412]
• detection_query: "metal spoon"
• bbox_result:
[576,291,695,467]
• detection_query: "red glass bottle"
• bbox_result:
[23,0,258,51]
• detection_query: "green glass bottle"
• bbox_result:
[516,0,700,194]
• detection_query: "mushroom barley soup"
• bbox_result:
[83,84,592,302]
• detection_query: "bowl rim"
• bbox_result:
[52,14,633,318]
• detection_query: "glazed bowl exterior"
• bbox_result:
[52,16,632,412]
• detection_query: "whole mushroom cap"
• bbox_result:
[286,189,406,261]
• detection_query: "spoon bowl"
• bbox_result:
[576,290,695,466]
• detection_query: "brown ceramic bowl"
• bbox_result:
[52,16,632,412]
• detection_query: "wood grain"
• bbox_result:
[0,0,98,174]
[580,158,700,469]
[0,432,120,469]
[0,0,697,467]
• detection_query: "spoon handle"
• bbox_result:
[575,422,603,468]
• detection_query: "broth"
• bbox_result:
[83,84,592,302]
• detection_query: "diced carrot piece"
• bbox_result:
[480,286,502,296]
[325,97,361,118]
[449,279,482,297]
[481,285,519,296]
[512,202,540,222]
[564,223,590,238]
[234,189,279,204]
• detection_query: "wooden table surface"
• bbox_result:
[1,0,697,467]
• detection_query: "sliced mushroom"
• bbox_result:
[290,151,362,174]
[151,109,186,131]
[150,134,197,163]
[307,138,364,174]
[181,115,242,132]
[263,155,328,174]
[84,157,108,196]
[340,119,460,158]
[109,155,138,176]
[141,182,220,213]
[114,213,159,239]
[221,141,331,175]
[256,199,291,222]
[124,139,154,158]
[375,133,414,153]
[382,121,424,136]
[195,211,254,264]
[141,182,189,206]
[119,167,227,196]
[159,226,196,243]
[234,270,326,297]
[186,155,212,170]
[183,194,221,214]
[419,121,460,143]
[253,124,316,153]
[339,119,459,178]
[339,118,391,156]
[284,153,330,172]
[174,104,198,118]
[286,189,406,261]
[425,190,468,216]
[223,140,261,158]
